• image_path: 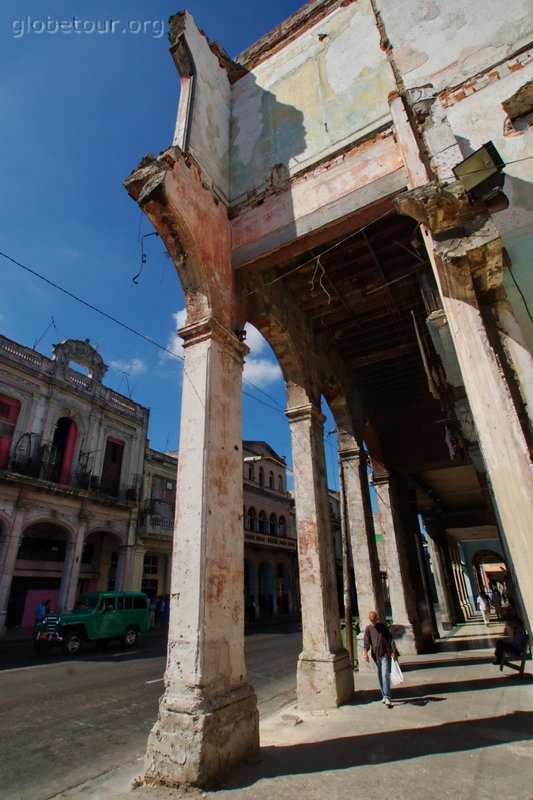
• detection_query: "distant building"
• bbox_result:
[0,335,148,634]
[137,447,178,598]
[242,441,298,619]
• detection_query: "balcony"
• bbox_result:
[244,530,297,551]
[2,454,140,502]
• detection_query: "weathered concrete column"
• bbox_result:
[391,90,533,631]
[0,507,26,636]
[339,440,385,667]
[373,472,418,654]
[144,318,259,788]
[422,513,456,632]
[397,187,533,631]
[286,403,353,709]
[58,520,88,611]
[449,539,473,621]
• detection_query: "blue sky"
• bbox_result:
[0,1,340,488]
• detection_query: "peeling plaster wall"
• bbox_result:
[173,12,231,201]
[230,0,395,202]
[376,0,533,93]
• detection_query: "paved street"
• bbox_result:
[0,620,302,800]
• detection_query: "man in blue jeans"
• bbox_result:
[363,610,399,707]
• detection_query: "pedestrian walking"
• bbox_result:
[492,588,503,620]
[477,592,490,626]
[34,599,47,632]
[363,610,399,708]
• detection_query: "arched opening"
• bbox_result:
[269,513,277,536]
[472,548,511,608]
[278,515,286,537]
[258,510,266,534]
[258,467,264,487]
[268,470,274,489]
[51,416,78,484]
[258,561,274,617]
[8,521,70,627]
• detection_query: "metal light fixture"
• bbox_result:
[452,141,505,201]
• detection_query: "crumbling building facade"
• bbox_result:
[125,0,533,787]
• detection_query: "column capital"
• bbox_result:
[338,445,364,463]
[285,402,326,426]
[179,316,249,359]
[371,471,391,487]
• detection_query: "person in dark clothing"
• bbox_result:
[492,613,527,664]
[363,610,399,707]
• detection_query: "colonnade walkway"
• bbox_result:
[60,617,533,800]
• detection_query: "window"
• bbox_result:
[279,516,286,537]
[143,555,159,575]
[278,475,284,492]
[269,514,277,536]
[258,511,266,533]
[101,437,124,496]
[258,467,264,486]
[269,471,274,489]
[134,595,148,609]
[246,507,256,531]
[142,578,158,597]
[247,464,254,481]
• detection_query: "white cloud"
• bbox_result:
[162,309,187,361]
[243,357,282,387]
[244,323,267,354]
[243,324,282,388]
[109,357,146,376]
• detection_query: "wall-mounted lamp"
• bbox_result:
[452,141,505,202]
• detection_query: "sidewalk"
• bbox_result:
[52,618,533,800]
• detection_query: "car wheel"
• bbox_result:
[121,626,138,649]
[62,632,83,656]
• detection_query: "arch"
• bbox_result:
[278,515,287,537]
[269,513,277,536]
[125,149,241,327]
[258,510,267,534]
[278,474,284,493]
[258,561,274,617]
[10,521,72,627]
[268,470,274,489]
[258,467,264,487]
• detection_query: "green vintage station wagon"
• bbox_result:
[34,591,150,655]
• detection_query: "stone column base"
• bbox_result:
[297,649,354,709]
[144,685,259,789]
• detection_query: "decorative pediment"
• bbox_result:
[52,338,108,382]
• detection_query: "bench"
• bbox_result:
[499,636,531,676]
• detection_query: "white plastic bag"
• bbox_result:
[390,658,404,686]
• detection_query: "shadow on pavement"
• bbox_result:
[222,711,533,788]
